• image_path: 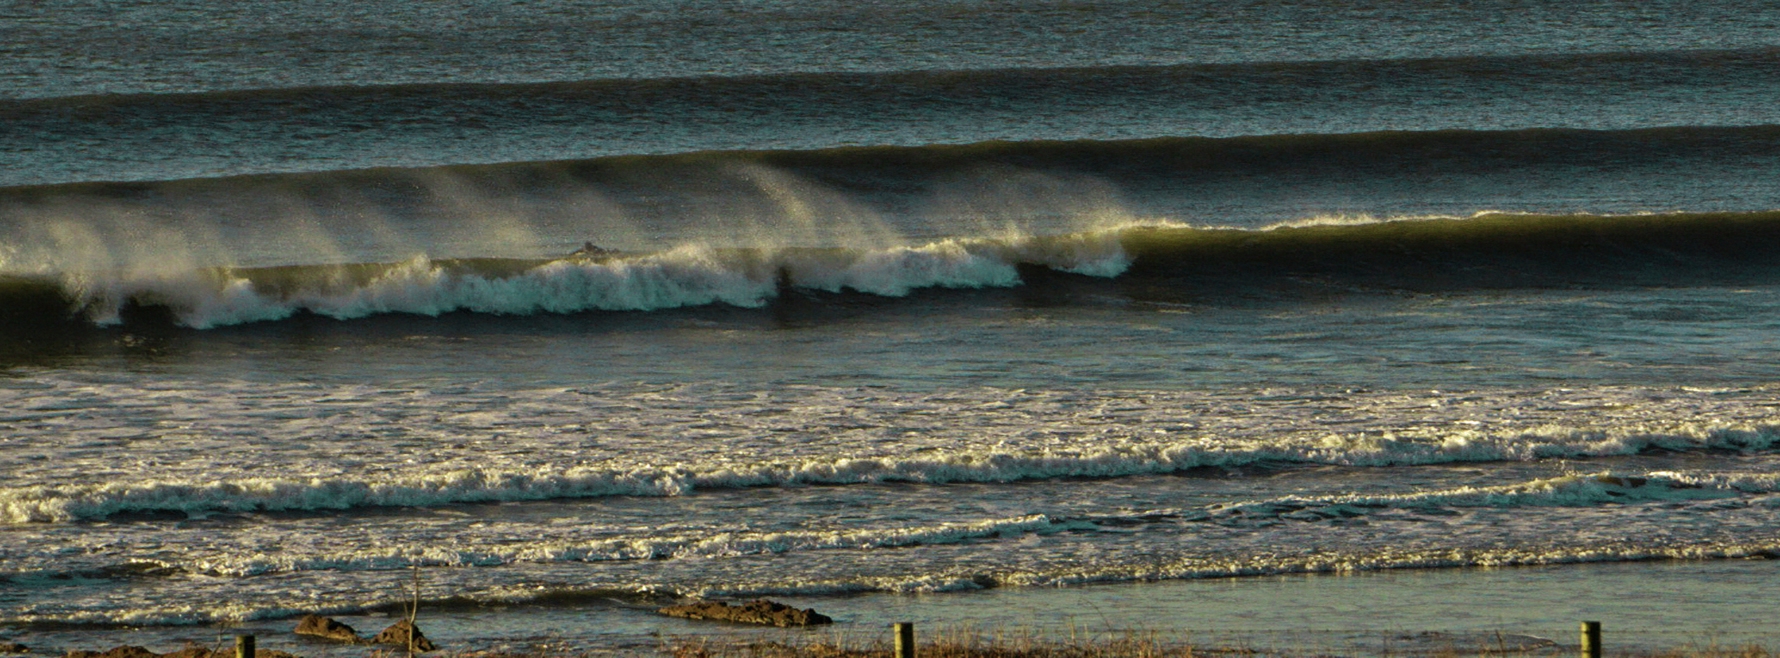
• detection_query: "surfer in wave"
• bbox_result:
[571,241,614,257]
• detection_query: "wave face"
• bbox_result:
[1120,210,1780,291]
[7,124,1780,251]
[6,124,1780,335]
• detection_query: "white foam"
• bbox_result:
[160,513,1095,577]
[12,462,1780,625]
[18,379,1780,626]
[9,381,1780,524]
[5,415,1778,525]
[28,469,1765,581]
[148,247,776,328]
[1203,471,1746,524]
[796,239,1021,296]
[56,228,1140,328]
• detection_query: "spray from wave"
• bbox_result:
[36,227,1130,329]
[14,207,1780,330]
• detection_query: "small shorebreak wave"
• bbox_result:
[5,411,1778,525]
[8,470,1761,578]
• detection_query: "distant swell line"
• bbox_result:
[4,123,1779,199]
[9,46,1780,187]
[5,47,1776,112]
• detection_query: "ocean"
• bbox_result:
[6,0,1780,654]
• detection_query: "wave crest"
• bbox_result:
[30,230,1133,329]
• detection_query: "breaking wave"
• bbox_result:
[6,209,1780,331]
[0,228,1129,329]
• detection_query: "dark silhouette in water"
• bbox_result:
[774,265,794,298]
[571,241,613,257]
[768,265,805,328]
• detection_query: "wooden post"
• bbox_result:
[1580,621,1601,658]
[235,635,254,658]
[894,622,914,658]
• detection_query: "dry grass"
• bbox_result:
[659,630,1777,658]
[417,625,1777,658]
[1642,646,1773,658]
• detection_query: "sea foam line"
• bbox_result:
[169,513,1083,577]
[10,469,1780,625]
[19,532,1780,627]
[96,470,1780,578]
[695,536,1780,600]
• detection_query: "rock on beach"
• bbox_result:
[293,615,362,644]
[658,599,833,627]
[370,619,436,652]
[292,614,435,652]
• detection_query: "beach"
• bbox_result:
[19,560,1780,656]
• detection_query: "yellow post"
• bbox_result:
[1580,621,1601,658]
[894,622,914,658]
[235,635,255,658]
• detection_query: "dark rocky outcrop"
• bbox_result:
[1,642,27,654]
[157,650,214,658]
[658,599,833,627]
[294,614,363,644]
[64,647,159,658]
[370,620,436,652]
